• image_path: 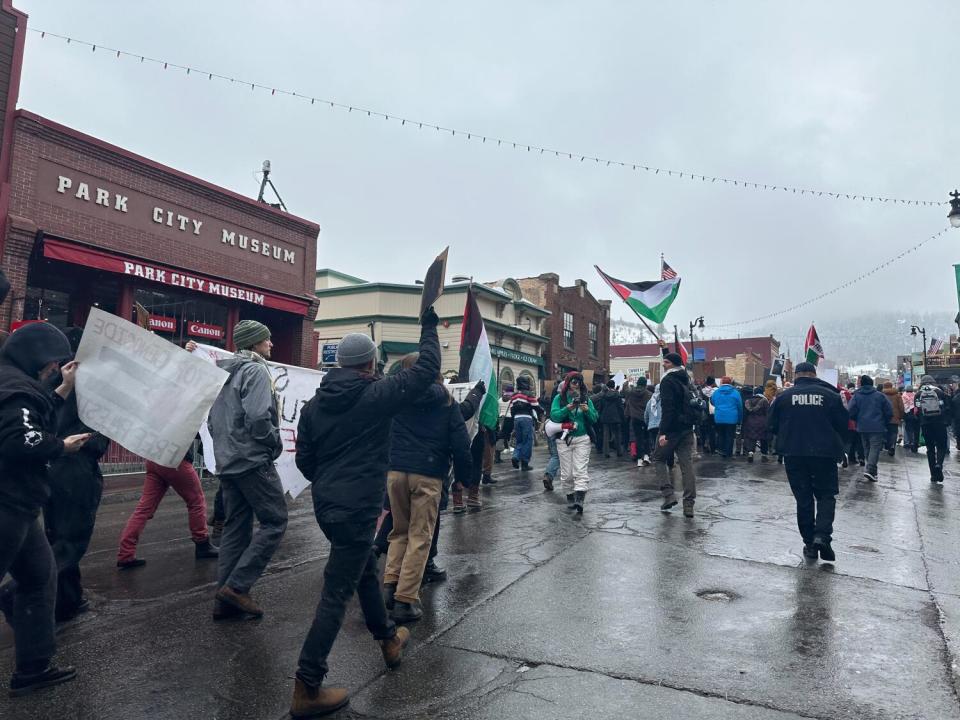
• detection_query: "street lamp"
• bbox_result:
[689,316,705,364]
[949,189,960,229]
[911,325,927,371]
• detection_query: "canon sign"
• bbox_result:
[187,322,224,340]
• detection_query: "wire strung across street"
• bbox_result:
[710,226,952,329]
[30,28,947,209]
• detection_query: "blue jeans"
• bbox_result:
[546,434,560,479]
[512,416,535,462]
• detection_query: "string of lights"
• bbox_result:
[30,28,947,208]
[710,226,951,328]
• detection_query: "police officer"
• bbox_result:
[767,362,849,562]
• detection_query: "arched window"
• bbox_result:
[499,366,515,393]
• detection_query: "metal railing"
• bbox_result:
[99,439,207,476]
[926,354,960,368]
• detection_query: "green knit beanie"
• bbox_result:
[233,319,271,350]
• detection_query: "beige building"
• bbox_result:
[314,270,550,394]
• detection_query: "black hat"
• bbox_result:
[859,375,874,386]
[606,379,616,388]
[663,352,683,367]
[637,377,648,387]
[1,322,72,378]
[794,362,817,374]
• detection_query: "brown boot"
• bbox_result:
[290,677,348,718]
[466,486,482,508]
[451,482,465,514]
[380,626,410,669]
[216,586,263,617]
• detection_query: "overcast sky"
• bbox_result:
[17,1,960,341]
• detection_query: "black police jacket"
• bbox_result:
[767,377,848,458]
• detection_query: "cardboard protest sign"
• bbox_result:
[581,369,594,387]
[75,308,228,468]
[192,344,325,499]
[419,247,448,319]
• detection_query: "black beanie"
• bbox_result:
[637,377,648,387]
[1,322,72,378]
[860,375,874,387]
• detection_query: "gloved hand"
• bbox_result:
[474,379,486,395]
[421,307,439,327]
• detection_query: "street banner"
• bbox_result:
[419,246,449,319]
[192,344,325,499]
[75,308,228,468]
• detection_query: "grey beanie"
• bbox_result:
[233,319,270,350]
[337,333,377,367]
[920,374,936,385]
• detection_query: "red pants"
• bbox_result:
[117,460,208,563]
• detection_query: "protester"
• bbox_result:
[951,387,960,452]
[767,362,848,562]
[598,379,624,458]
[699,376,718,454]
[508,375,542,471]
[116,439,218,569]
[742,387,770,462]
[381,353,471,623]
[207,320,286,620]
[654,352,699,517]
[839,382,863,467]
[37,327,110,622]
[711,377,743,459]
[542,381,561,490]
[550,372,598,515]
[0,323,92,696]
[847,375,892,483]
[881,381,904,457]
[915,375,951,483]
[625,377,653,465]
[901,386,919,454]
[289,309,440,717]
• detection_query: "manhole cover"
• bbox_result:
[850,545,880,553]
[695,589,740,602]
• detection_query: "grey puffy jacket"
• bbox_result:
[208,354,282,477]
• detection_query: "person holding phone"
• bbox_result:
[0,322,92,696]
[550,372,599,515]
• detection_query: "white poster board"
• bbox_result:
[192,344,325,499]
[817,368,839,388]
[75,308,228,468]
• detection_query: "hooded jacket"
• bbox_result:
[847,385,892,433]
[659,367,695,435]
[389,383,472,484]
[296,321,440,523]
[881,386,905,425]
[767,376,848,457]
[598,386,624,424]
[625,385,652,421]
[710,384,744,425]
[208,353,282,477]
[0,323,73,518]
[742,395,770,443]
[915,382,950,427]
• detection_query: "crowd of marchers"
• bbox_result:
[1,315,957,718]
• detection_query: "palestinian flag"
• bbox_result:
[459,288,499,429]
[804,324,824,365]
[595,266,680,323]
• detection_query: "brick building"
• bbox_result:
[515,273,611,381]
[0,2,320,365]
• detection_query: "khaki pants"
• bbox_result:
[384,471,442,604]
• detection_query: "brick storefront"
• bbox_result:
[516,273,611,381]
[0,2,320,365]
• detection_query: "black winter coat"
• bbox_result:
[0,361,66,519]
[295,322,440,523]
[658,368,694,436]
[598,387,624,424]
[767,377,848,458]
[389,384,472,485]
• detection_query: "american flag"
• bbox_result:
[929,337,945,355]
[661,260,678,280]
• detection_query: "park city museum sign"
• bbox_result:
[37,159,301,273]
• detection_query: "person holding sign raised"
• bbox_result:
[290,306,442,718]
[0,323,92,697]
[207,320,286,621]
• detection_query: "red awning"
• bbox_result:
[42,236,311,316]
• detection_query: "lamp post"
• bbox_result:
[949,189,960,228]
[911,325,927,372]
[689,316,705,364]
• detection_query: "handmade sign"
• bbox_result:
[75,308,228,468]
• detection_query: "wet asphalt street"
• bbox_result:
[3,444,960,720]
